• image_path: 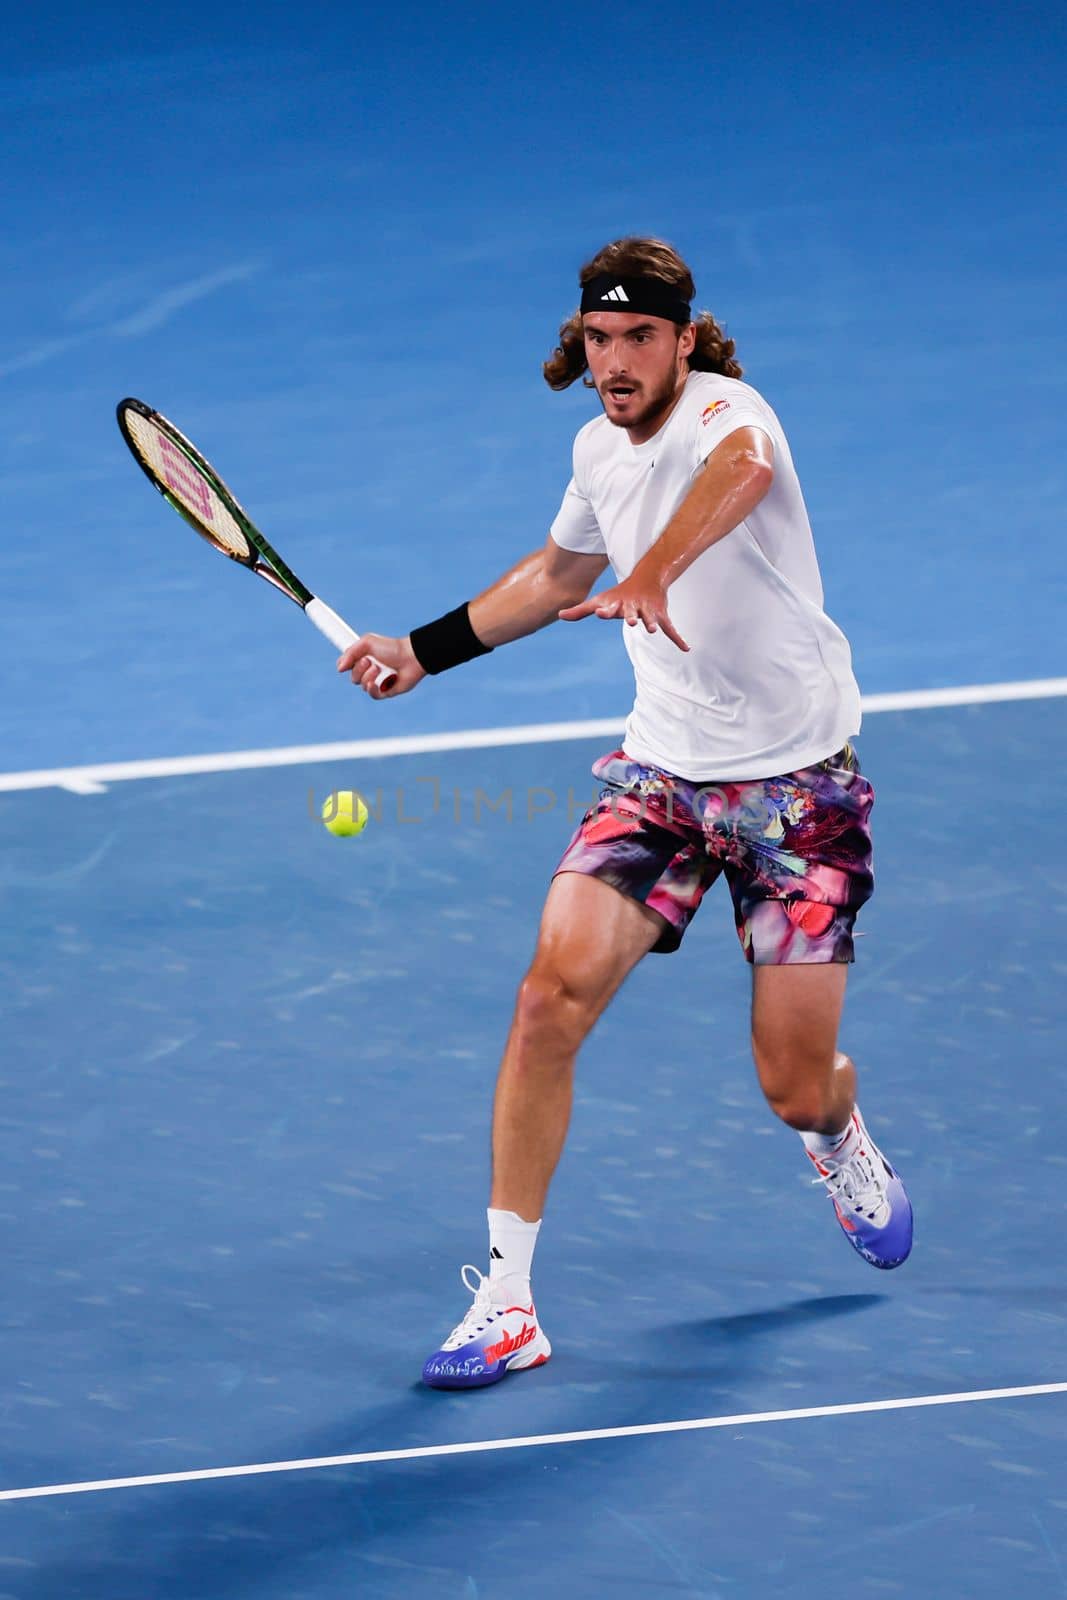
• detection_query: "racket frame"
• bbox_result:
[116,398,396,685]
[117,398,311,606]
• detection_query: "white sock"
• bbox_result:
[800,1115,857,1159]
[487,1207,540,1303]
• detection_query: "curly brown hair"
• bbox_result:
[543,236,742,391]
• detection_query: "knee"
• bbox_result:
[752,1040,840,1131]
[762,1084,830,1132]
[514,965,596,1050]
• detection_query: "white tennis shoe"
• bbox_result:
[808,1107,913,1269]
[422,1265,551,1389]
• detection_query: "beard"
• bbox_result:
[597,362,683,432]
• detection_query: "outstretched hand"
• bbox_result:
[558,575,689,652]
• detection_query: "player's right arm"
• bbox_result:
[471,538,609,647]
[338,536,609,699]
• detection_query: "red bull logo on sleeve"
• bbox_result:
[701,400,731,425]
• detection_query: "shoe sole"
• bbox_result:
[854,1243,912,1269]
[843,1200,913,1269]
[422,1336,552,1390]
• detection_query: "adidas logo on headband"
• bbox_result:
[580,273,691,322]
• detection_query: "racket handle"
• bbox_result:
[305,597,397,691]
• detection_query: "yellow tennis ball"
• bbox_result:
[321,790,369,837]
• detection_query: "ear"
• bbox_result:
[678,321,697,361]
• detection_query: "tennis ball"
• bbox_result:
[322,791,369,837]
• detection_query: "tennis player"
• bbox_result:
[339,236,913,1389]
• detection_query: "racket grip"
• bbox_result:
[305,597,397,691]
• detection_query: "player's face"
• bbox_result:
[583,312,694,441]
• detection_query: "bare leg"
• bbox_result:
[490,873,666,1220]
[750,961,914,1269]
[750,964,855,1133]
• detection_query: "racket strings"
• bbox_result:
[123,410,251,560]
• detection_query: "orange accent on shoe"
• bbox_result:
[484,1321,538,1366]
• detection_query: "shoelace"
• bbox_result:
[810,1140,889,1223]
[442,1264,502,1350]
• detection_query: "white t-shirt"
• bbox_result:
[550,370,862,781]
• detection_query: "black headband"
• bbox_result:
[580,273,691,324]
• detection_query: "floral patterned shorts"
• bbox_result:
[553,744,874,964]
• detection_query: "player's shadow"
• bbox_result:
[563,1292,887,1382]
[668,1291,887,1344]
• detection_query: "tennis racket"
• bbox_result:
[116,398,396,690]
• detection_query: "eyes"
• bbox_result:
[586,331,653,348]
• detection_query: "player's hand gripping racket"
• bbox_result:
[116,398,396,690]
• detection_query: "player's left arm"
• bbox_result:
[558,426,774,652]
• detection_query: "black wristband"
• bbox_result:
[409,602,493,676]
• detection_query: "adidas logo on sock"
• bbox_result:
[600,284,630,302]
[490,1247,504,1260]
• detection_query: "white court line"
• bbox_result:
[1,1381,1064,1503]
[1,676,1066,796]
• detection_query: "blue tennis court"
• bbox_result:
[3,3,1066,1594]
[1,691,1065,1595]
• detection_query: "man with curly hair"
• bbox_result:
[340,236,912,1389]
